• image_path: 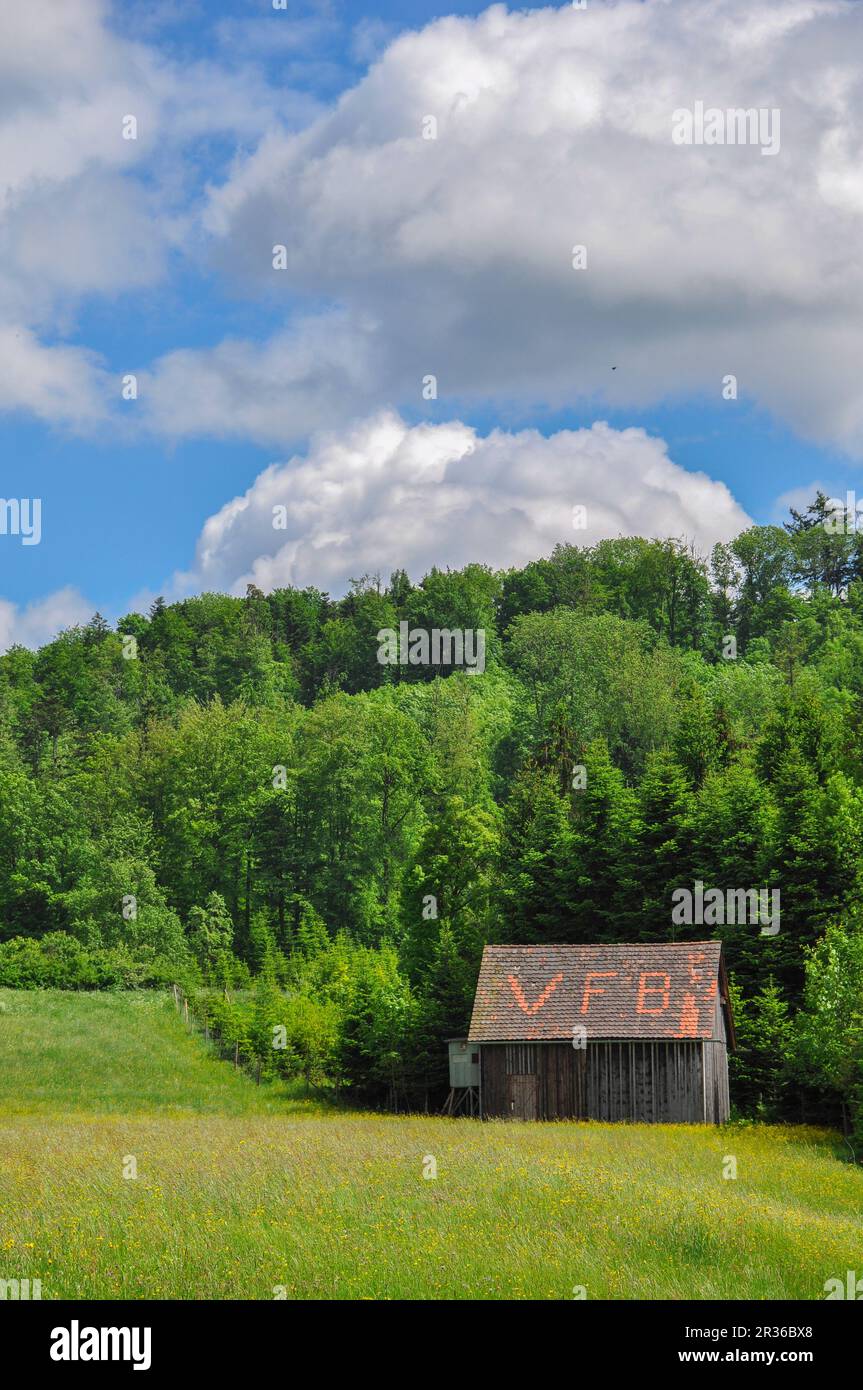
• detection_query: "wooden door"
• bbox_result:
[507,1073,539,1120]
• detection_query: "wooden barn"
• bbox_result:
[464,942,734,1124]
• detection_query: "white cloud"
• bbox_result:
[138,0,863,454]
[0,0,315,425]
[177,412,751,597]
[0,326,109,428]
[142,310,378,445]
[9,0,863,455]
[771,483,830,524]
[0,587,96,653]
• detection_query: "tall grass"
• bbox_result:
[0,988,321,1116]
[1,990,861,1299]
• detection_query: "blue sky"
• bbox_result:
[1,0,861,645]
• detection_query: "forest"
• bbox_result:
[1,491,862,1141]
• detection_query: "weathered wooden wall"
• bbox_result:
[587,1040,704,1123]
[481,1042,587,1120]
[481,1039,725,1123]
[702,1039,730,1123]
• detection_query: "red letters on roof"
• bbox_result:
[468,942,729,1043]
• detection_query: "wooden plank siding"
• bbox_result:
[481,1044,586,1120]
[703,1039,731,1124]
[480,1039,728,1123]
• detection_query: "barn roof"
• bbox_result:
[468,942,734,1045]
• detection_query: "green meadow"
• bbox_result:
[1,989,860,1300]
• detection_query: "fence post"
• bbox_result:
[183,997,189,1026]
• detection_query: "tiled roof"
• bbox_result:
[468,942,728,1042]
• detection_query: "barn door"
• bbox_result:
[507,1073,539,1120]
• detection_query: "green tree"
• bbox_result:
[795,917,863,1136]
[560,739,641,942]
[728,975,794,1117]
[499,766,571,942]
[401,796,500,979]
[188,892,234,976]
[634,750,692,939]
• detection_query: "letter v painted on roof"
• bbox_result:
[508,972,564,1015]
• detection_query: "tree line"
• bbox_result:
[1,494,862,1140]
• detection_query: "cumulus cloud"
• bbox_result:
[0,326,110,428]
[138,0,863,453]
[143,311,379,444]
[177,413,751,597]
[0,0,314,426]
[0,586,96,653]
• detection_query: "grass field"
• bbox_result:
[1,989,861,1300]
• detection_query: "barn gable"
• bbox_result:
[468,942,734,1047]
